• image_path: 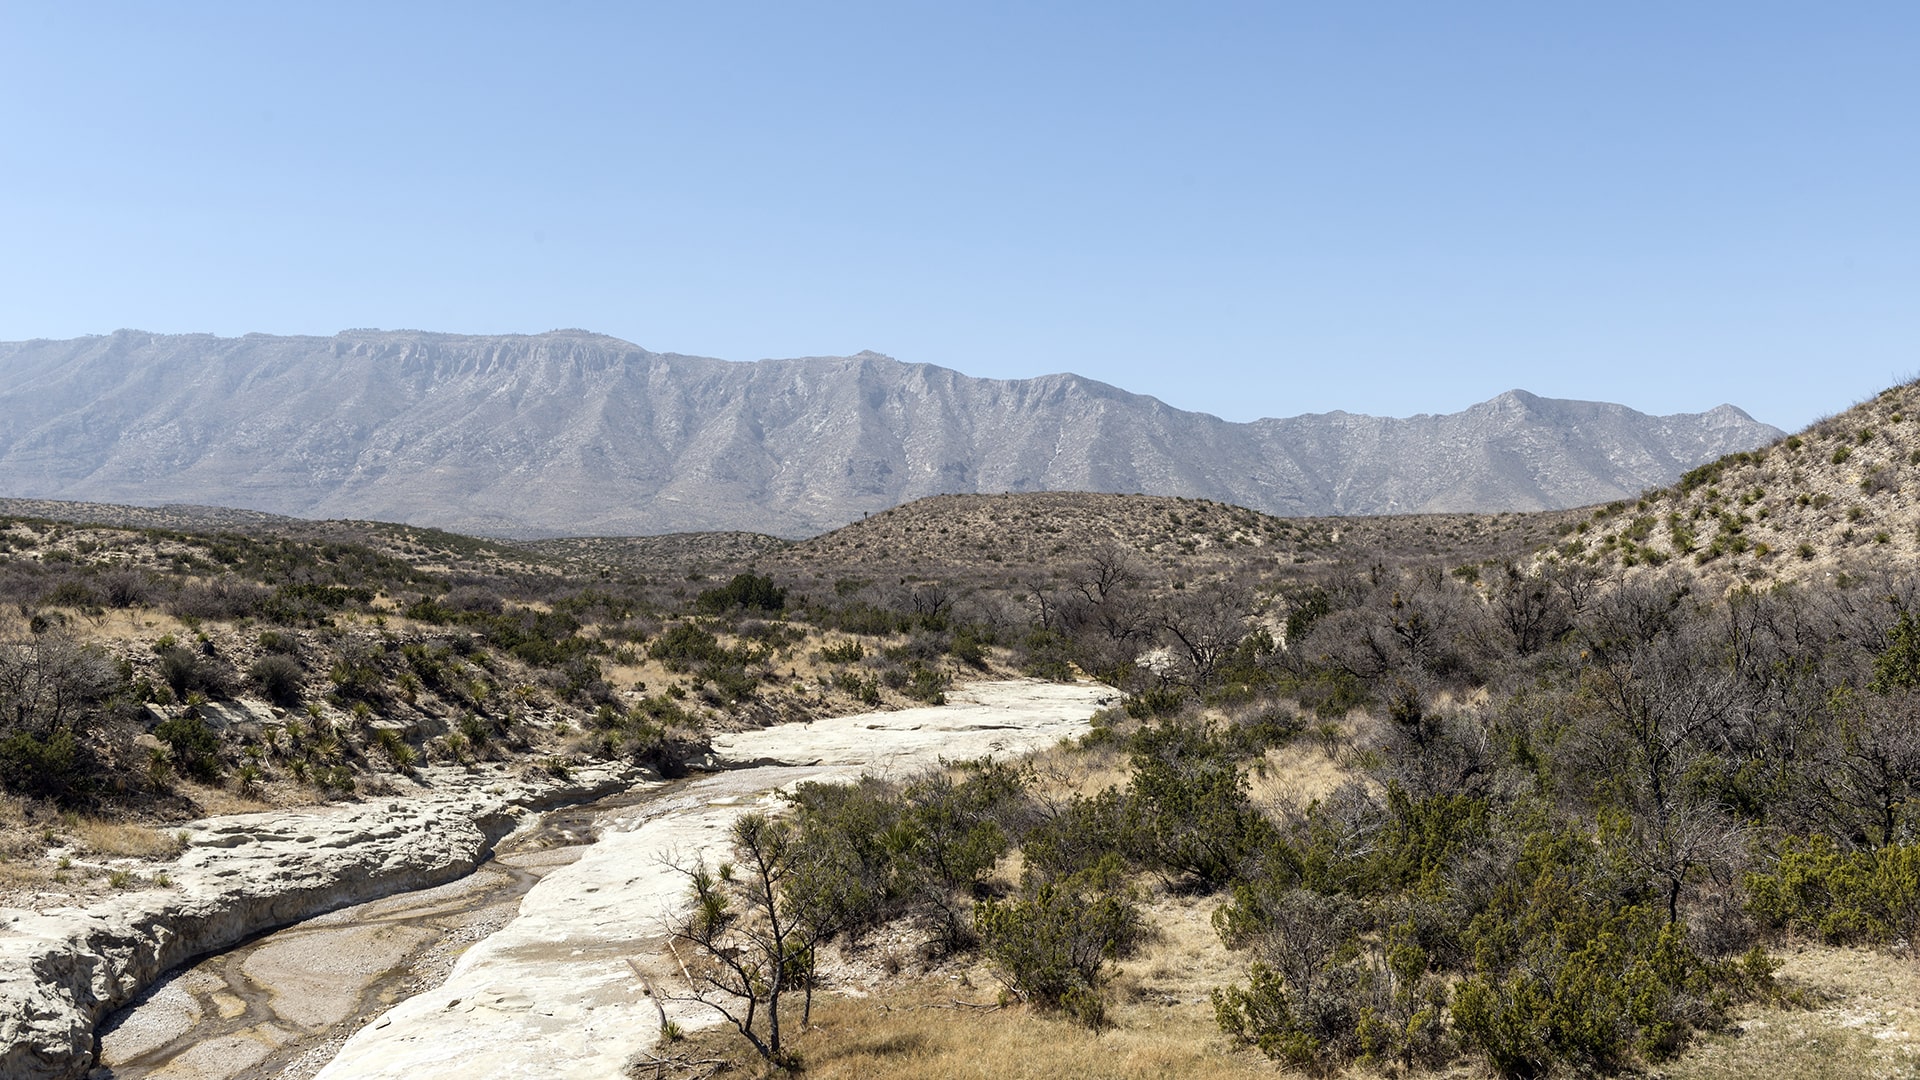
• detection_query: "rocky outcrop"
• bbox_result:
[0,331,1782,537]
[313,680,1116,1080]
[0,761,650,1080]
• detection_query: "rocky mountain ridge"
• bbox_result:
[0,330,1783,537]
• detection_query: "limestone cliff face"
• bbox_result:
[0,330,1783,537]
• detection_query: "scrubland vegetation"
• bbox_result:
[670,544,1920,1077]
[11,387,1920,1078]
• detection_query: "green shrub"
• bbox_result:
[155,713,222,782]
[831,670,881,705]
[975,859,1143,1028]
[694,573,787,614]
[697,660,759,703]
[1124,719,1272,888]
[949,627,991,670]
[818,639,865,664]
[1017,629,1077,681]
[1745,835,1920,945]
[0,729,88,800]
[248,654,304,707]
[903,663,949,704]
[1451,914,1725,1076]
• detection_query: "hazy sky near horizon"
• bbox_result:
[2,3,1914,432]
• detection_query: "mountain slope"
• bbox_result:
[0,330,1783,537]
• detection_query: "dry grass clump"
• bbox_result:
[1246,738,1353,808]
[73,818,188,860]
[0,793,41,861]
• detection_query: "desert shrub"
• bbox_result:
[1020,788,1134,881]
[248,654,305,707]
[785,776,914,934]
[155,713,222,782]
[903,663,949,704]
[0,635,121,740]
[1445,824,1741,1076]
[441,585,504,614]
[0,729,89,801]
[697,660,759,703]
[1016,629,1077,681]
[42,579,102,611]
[831,669,881,704]
[1284,588,1333,642]
[157,644,227,699]
[815,601,909,637]
[97,568,152,608]
[818,639,864,664]
[1124,685,1187,719]
[949,626,991,670]
[327,648,386,704]
[694,572,787,614]
[648,623,738,670]
[256,630,300,655]
[1212,889,1434,1073]
[261,583,373,624]
[169,578,273,621]
[1124,719,1272,888]
[1450,913,1726,1077]
[1222,705,1305,757]
[1745,835,1920,945]
[975,859,1143,1028]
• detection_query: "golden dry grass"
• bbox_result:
[1665,944,1920,1080]
[1247,740,1354,809]
[670,983,1290,1080]
[67,606,188,643]
[169,780,272,816]
[1022,737,1131,800]
[72,818,188,860]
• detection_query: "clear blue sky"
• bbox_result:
[2,3,1914,432]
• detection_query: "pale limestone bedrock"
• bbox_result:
[0,761,649,1080]
[315,679,1115,1080]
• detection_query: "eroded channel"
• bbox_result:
[88,785,676,1080]
[72,680,1115,1080]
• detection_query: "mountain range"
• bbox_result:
[0,330,1783,537]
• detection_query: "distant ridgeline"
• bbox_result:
[0,330,1782,537]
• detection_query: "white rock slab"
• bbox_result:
[314,679,1115,1080]
[0,762,651,1080]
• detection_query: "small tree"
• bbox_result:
[664,813,806,1066]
